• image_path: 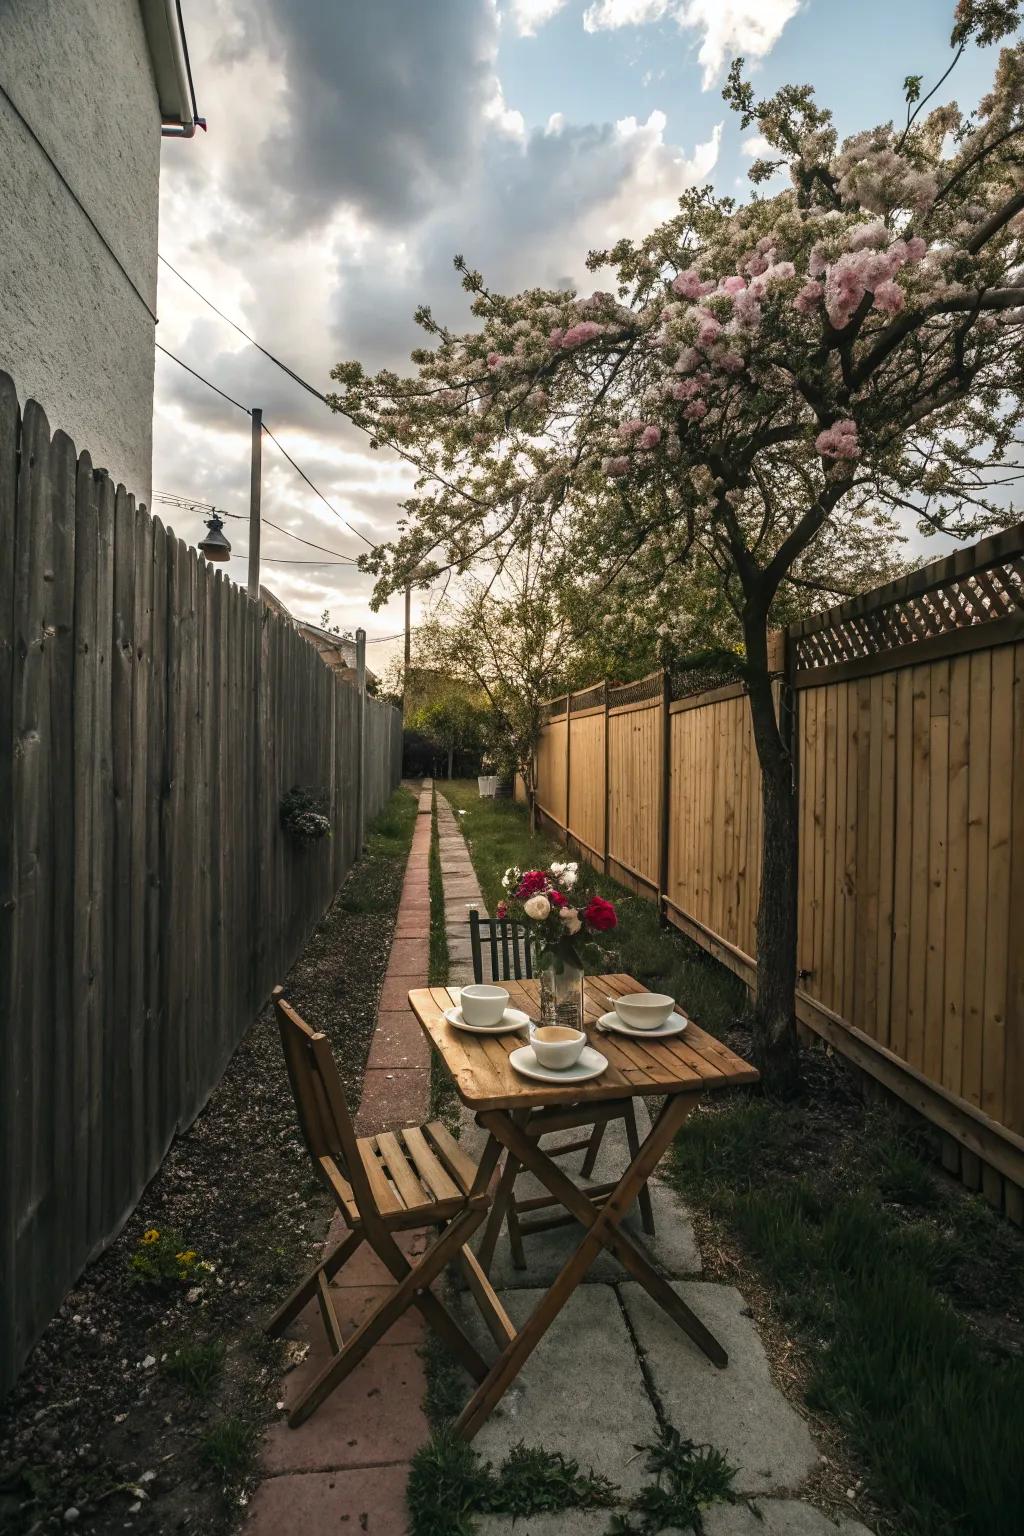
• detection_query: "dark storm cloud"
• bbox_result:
[248,0,499,231]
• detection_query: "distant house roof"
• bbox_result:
[139,0,201,133]
[260,588,379,686]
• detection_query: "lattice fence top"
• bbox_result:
[608,671,663,708]
[540,695,569,723]
[791,526,1024,674]
[570,682,606,713]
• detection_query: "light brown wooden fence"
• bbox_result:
[0,376,403,1391]
[533,528,1024,1221]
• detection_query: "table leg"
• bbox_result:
[453,1093,707,1441]
[476,1111,528,1275]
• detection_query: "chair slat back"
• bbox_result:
[273,989,376,1216]
[468,910,534,983]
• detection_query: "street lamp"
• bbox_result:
[198,510,232,562]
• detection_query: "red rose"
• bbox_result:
[583,895,617,932]
[496,899,508,919]
[548,890,567,909]
[514,870,548,900]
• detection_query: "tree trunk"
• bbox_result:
[447,744,453,780]
[743,609,801,1096]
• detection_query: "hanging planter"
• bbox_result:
[280,785,332,843]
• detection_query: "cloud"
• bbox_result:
[507,0,571,36]
[582,0,800,89]
[741,132,774,157]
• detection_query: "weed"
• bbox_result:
[608,1426,736,1534]
[198,1416,257,1478]
[162,1337,226,1397]
[128,1227,209,1290]
[485,1442,617,1517]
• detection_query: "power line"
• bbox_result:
[155,343,251,415]
[153,346,377,550]
[152,491,362,564]
[261,423,377,549]
[159,254,329,405]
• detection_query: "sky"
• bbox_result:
[153,0,1002,670]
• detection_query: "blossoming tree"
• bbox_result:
[331,1,1024,1087]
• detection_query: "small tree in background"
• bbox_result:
[332,2,1024,1088]
[407,685,488,779]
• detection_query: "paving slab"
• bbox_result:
[386,938,432,975]
[244,1464,412,1534]
[704,1498,875,1536]
[355,1068,431,1132]
[620,1282,817,1496]
[474,1513,625,1536]
[261,1342,426,1473]
[365,1012,432,1071]
[459,1283,660,1496]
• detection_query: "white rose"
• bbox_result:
[523,895,551,921]
[550,861,565,875]
[559,906,582,935]
[562,870,577,890]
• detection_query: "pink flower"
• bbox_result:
[718,351,745,374]
[617,418,646,439]
[697,316,722,348]
[793,280,823,315]
[559,321,603,347]
[602,455,631,476]
[673,347,701,374]
[684,400,708,421]
[486,351,506,371]
[719,275,747,295]
[815,419,860,461]
[671,379,701,400]
[672,269,703,299]
[639,425,661,449]
[873,279,904,315]
[906,236,927,261]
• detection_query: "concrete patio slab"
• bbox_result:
[261,1342,426,1473]
[704,1498,875,1536]
[474,1513,628,1536]
[620,1281,818,1496]
[461,1283,660,1496]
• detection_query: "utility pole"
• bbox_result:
[247,407,262,599]
[404,582,412,683]
[356,627,366,854]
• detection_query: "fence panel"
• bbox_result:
[532,525,1024,1216]
[0,377,403,1391]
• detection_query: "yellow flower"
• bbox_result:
[141,1229,160,1245]
[175,1250,197,1265]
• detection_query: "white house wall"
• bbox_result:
[0,0,162,505]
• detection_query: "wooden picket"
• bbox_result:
[0,378,403,1391]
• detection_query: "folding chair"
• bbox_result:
[265,988,515,1427]
[467,911,655,1268]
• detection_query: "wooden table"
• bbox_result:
[408,972,759,1440]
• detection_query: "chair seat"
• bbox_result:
[320,1119,482,1230]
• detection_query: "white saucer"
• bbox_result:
[596,1010,689,1039]
[444,1005,531,1035]
[508,1044,608,1084]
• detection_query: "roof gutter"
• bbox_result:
[140,0,206,138]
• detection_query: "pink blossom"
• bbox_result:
[697,316,722,348]
[602,455,631,476]
[671,378,701,401]
[718,351,746,374]
[672,269,703,299]
[683,400,708,421]
[555,321,604,348]
[815,419,860,460]
[719,275,747,295]
[849,221,888,252]
[873,279,904,315]
[548,327,565,348]
[639,425,661,449]
[673,347,701,374]
[906,236,927,261]
[809,245,828,278]
[618,418,646,439]
[731,290,763,329]
[486,351,506,371]
[793,280,824,315]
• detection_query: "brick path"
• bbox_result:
[245,781,435,1535]
[435,791,487,984]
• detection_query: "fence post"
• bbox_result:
[356,628,366,854]
[603,679,610,875]
[658,669,671,925]
[564,694,572,849]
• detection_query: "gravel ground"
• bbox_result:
[0,788,417,1536]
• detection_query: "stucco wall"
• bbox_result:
[0,0,161,505]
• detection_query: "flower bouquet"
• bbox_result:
[498,861,618,1029]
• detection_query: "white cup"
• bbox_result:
[529,1021,586,1070]
[459,983,509,1027]
[613,991,675,1030]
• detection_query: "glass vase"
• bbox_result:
[538,949,585,1031]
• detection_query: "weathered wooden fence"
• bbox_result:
[533,527,1024,1221]
[0,376,402,1390]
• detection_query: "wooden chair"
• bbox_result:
[467,911,655,1267]
[265,988,515,1427]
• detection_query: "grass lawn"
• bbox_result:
[436,779,1024,1536]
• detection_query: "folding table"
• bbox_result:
[408,972,759,1440]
